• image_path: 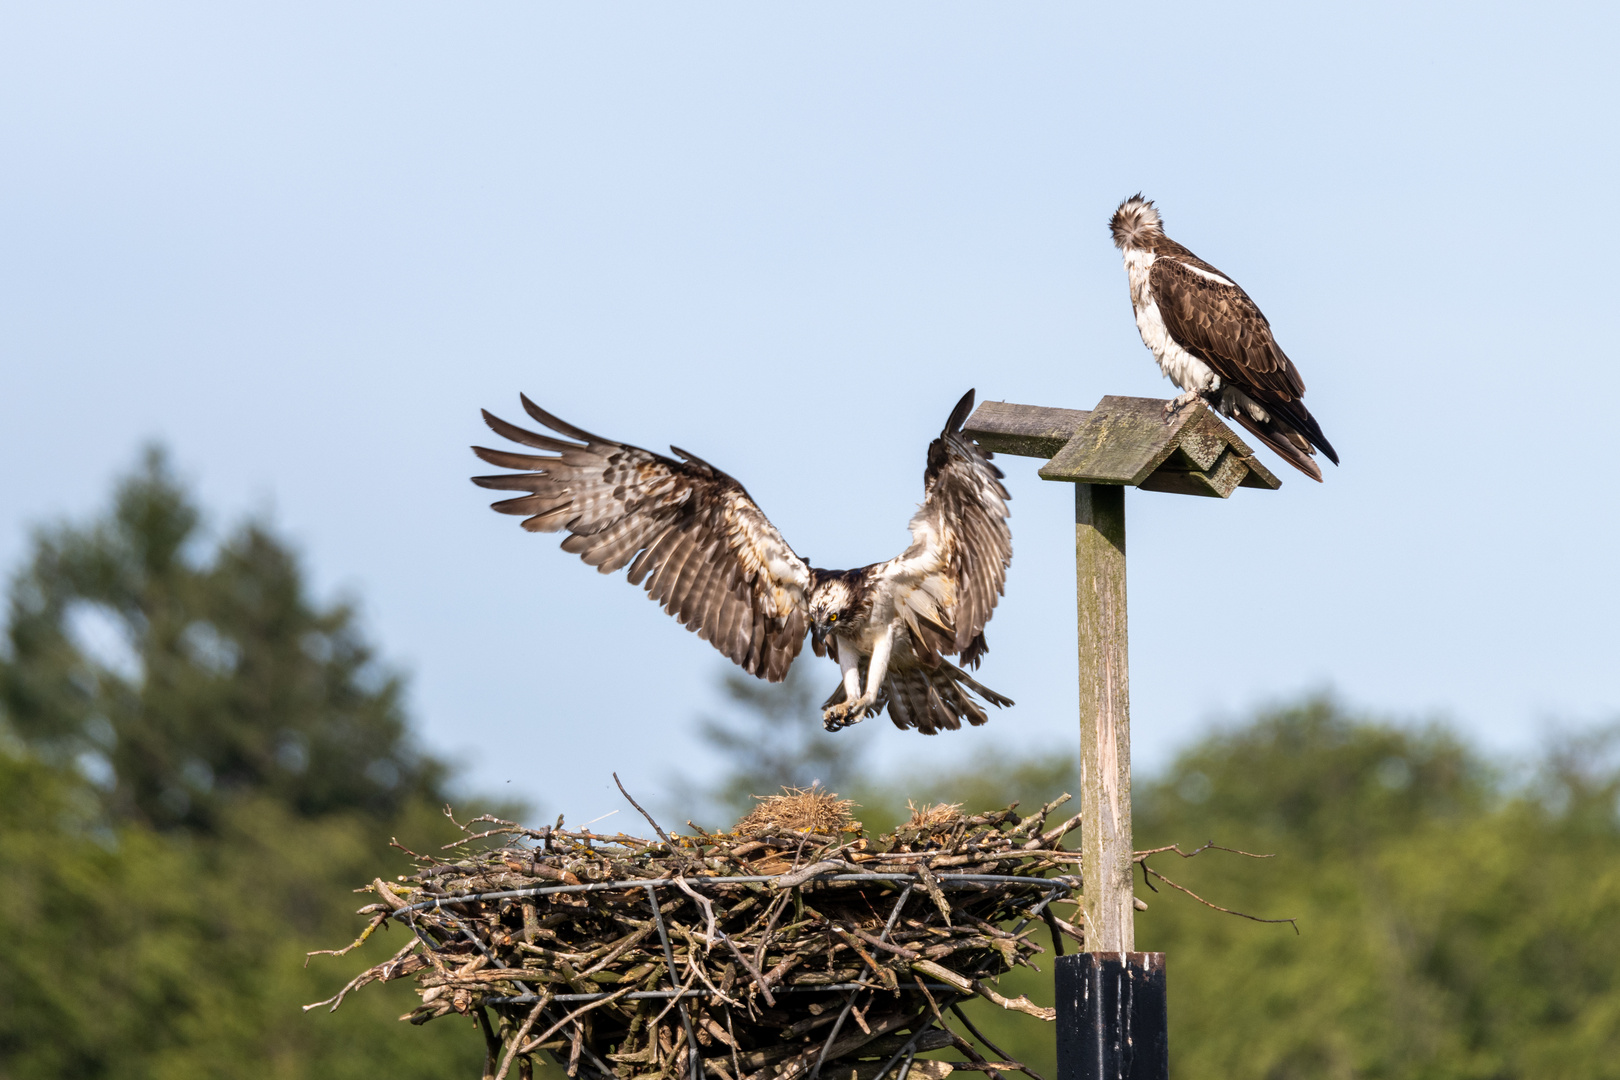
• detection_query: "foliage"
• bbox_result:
[1132,699,1620,1079]
[0,448,483,1079]
[5,450,1617,1078]
[0,446,445,832]
[696,683,1620,1080]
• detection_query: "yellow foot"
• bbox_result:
[821,701,869,732]
[1164,391,1203,416]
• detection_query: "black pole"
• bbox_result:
[1055,953,1167,1080]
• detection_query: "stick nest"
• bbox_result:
[310,788,1083,1080]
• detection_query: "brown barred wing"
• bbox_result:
[1149,257,1338,466]
[470,395,812,682]
[891,390,1013,666]
[1148,256,1304,401]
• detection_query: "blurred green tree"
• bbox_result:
[692,679,1620,1080]
[0,447,483,1079]
[0,446,445,832]
[1132,699,1620,1079]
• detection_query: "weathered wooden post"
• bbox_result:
[964,395,1281,1080]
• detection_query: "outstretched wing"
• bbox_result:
[885,390,1013,668]
[1149,252,1338,463]
[471,396,812,682]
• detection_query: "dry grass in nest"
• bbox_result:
[905,801,964,831]
[734,785,860,837]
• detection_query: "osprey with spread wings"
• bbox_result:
[471,391,1013,734]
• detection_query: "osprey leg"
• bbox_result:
[822,624,895,730]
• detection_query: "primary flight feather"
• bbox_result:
[471,390,1013,735]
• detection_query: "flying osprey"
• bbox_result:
[470,390,1013,735]
[1110,195,1339,481]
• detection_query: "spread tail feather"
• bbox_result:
[826,660,1011,736]
[1270,398,1339,466]
[1231,410,1324,483]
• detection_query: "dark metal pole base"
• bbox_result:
[1055,953,1167,1080]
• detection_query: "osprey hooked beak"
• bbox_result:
[810,611,839,651]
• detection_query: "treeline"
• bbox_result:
[689,651,1620,1077]
[3,455,1618,1078]
[0,452,484,1078]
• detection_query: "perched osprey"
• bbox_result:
[471,390,1013,735]
[1110,195,1339,481]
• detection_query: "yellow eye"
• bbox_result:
[829,613,838,623]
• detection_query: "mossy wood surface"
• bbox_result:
[965,396,1281,498]
[1072,485,1135,954]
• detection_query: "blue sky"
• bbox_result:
[2,3,1616,823]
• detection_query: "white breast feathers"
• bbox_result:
[1122,250,1218,395]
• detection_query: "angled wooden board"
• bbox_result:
[1133,404,1282,498]
[968,395,1280,498]
[964,400,1092,459]
[1038,396,1187,484]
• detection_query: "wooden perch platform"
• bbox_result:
[964,395,1281,499]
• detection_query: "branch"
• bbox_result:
[1138,864,1299,934]
[1133,840,1275,862]
[720,931,777,1007]
[517,985,635,1055]
[908,960,1054,1021]
[613,772,673,848]
[494,996,550,1080]
[948,1005,1045,1080]
[304,910,388,965]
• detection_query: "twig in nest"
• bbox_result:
[944,1029,1013,1080]
[949,1005,1044,1080]
[673,877,718,947]
[476,1007,501,1077]
[302,938,415,1011]
[519,985,636,1055]
[494,996,550,1080]
[912,975,946,1026]
[304,911,388,965]
[1044,911,1085,948]
[753,890,792,970]
[952,1063,1031,1073]
[449,825,526,847]
[719,931,776,1007]
[1040,909,1065,957]
[613,772,674,848]
[389,836,432,861]
[1137,864,1299,934]
[909,961,1053,1020]
[614,772,704,875]
[648,964,701,1027]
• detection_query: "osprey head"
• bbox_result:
[807,576,858,652]
[1110,194,1163,251]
